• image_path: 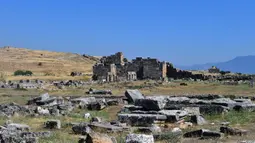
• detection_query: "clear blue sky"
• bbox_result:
[1,0,255,66]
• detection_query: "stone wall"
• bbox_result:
[100,52,124,66]
[93,64,109,80]
[93,52,206,82]
[166,63,205,80]
[208,66,220,73]
[142,58,162,80]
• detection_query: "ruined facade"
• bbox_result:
[208,66,220,73]
[93,52,204,82]
[93,52,168,82]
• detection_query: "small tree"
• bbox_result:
[123,58,128,63]
[220,71,226,75]
[14,70,33,76]
[14,70,24,76]
[24,70,33,76]
[38,62,42,66]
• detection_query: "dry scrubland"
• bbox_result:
[1,81,255,97]
[0,81,255,142]
[0,79,255,142]
[0,47,97,79]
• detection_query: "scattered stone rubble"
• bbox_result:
[0,89,254,142]
[126,134,154,143]
[0,80,91,89]
[86,88,112,95]
[0,122,52,142]
[45,120,61,129]
[116,90,255,142]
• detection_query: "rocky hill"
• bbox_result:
[0,46,98,76]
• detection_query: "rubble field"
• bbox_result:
[0,87,254,143]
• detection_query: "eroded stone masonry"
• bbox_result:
[93,52,204,82]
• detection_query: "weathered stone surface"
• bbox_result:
[36,107,50,115]
[88,122,123,132]
[36,97,57,106]
[86,132,115,143]
[190,115,207,125]
[72,123,91,135]
[234,99,253,104]
[106,99,119,106]
[0,103,32,117]
[183,129,221,139]
[126,134,154,143]
[134,124,161,133]
[198,104,228,114]
[91,117,102,123]
[78,136,86,143]
[84,113,91,119]
[110,120,122,127]
[158,110,188,123]
[221,122,230,126]
[166,97,190,104]
[71,97,96,108]
[125,89,144,103]
[0,122,51,143]
[135,97,167,111]
[86,88,112,95]
[6,123,30,131]
[131,110,159,115]
[118,113,167,127]
[44,120,61,129]
[0,136,37,143]
[57,103,74,113]
[187,94,223,100]
[21,131,52,138]
[233,104,255,112]
[220,126,248,136]
[87,101,106,110]
[189,99,211,104]
[211,98,236,108]
[182,107,200,115]
[50,108,60,116]
[27,93,50,105]
[122,105,143,112]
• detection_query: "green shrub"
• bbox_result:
[14,70,33,76]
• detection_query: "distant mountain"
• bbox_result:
[177,55,255,74]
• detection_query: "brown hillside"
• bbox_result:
[0,46,98,76]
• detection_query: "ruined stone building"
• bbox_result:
[208,66,220,73]
[93,52,205,82]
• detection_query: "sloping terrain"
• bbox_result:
[0,46,98,76]
[178,55,255,74]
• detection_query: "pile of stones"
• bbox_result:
[0,89,253,143]
[0,121,51,142]
[116,90,255,142]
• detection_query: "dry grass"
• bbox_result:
[0,47,98,79]
[1,80,254,97]
[77,80,255,96]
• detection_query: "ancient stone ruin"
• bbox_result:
[92,52,205,82]
[208,66,220,73]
